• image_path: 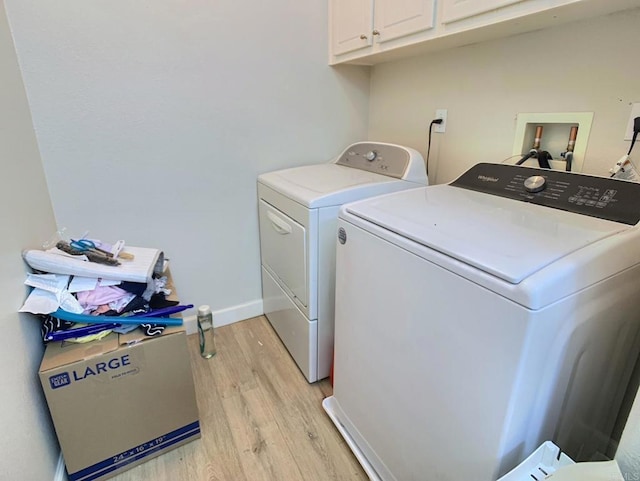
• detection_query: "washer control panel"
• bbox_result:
[451,163,640,225]
[335,142,410,179]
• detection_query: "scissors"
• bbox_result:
[61,238,120,266]
[70,238,119,259]
[70,238,107,254]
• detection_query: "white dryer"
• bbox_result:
[324,163,640,480]
[258,142,427,382]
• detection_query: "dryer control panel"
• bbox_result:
[335,142,410,179]
[451,163,640,225]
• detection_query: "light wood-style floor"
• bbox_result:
[110,315,366,481]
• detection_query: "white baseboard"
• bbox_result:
[54,451,66,481]
[183,299,264,335]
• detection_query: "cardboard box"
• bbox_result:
[39,326,200,481]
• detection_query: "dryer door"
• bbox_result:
[259,199,308,308]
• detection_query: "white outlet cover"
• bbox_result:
[434,109,447,133]
[625,103,640,141]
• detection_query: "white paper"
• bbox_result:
[24,273,70,293]
[68,274,121,293]
[19,286,84,315]
[68,276,98,293]
[58,291,84,314]
[20,274,84,315]
[19,288,59,314]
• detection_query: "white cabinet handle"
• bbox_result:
[267,211,292,235]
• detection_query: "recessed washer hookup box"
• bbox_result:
[39,326,200,481]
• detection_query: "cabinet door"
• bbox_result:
[441,0,525,24]
[259,200,308,307]
[331,0,374,55]
[374,0,436,43]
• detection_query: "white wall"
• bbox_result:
[367,9,640,185]
[0,1,60,479]
[4,0,370,321]
[367,8,640,477]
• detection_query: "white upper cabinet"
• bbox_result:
[374,0,437,43]
[329,0,639,65]
[441,0,525,23]
[330,0,436,58]
[331,0,374,55]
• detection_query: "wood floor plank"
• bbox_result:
[231,317,366,481]
[185,335,248,481]
[221,387,305,481]
[105,316,365,481]
[201,318,259,400]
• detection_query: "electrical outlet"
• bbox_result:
[434,109,447,133]
[625,103,640,141]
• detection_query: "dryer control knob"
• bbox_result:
[524,175,547,193]
[364,150,378,162]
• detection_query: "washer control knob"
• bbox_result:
[364,151,378,161]
[524,175,547,193]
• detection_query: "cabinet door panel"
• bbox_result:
[375,0,436,43]
[331,0,374,55]
[442,0,525,24]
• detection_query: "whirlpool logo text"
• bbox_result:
[477,175,499,182]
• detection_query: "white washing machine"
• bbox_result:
[323,162,640,480]
[258,142,427,382]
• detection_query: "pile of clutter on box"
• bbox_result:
[20,230,192,342]
[21,230,201,481]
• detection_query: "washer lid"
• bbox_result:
[343,185,630,284]
[258,164,409,208]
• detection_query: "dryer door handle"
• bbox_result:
[267,211,293,235]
